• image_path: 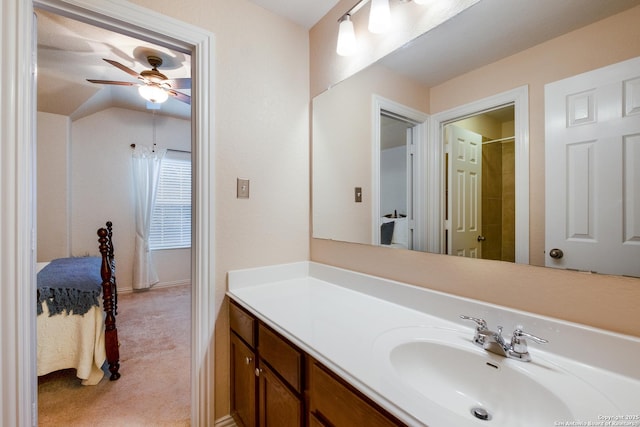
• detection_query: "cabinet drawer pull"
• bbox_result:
[245,356,253,365]
[255,367,263,377]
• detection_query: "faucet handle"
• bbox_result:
[460,315,487,330]
[512,328,548,345]
[509,327,548,360]
[460,315,489,347]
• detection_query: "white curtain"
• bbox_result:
[132,146,166,289]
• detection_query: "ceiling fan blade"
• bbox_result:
[87,79,137,86]
[165,78,191,90]
[103,58,141,79]
[168,90,191,105]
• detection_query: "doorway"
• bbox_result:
[21,1,216,425]
[444,105,515,261]
[378,112,418,250]
[372,95,429,252]
[427,86,529,264]
[35,7,193,421]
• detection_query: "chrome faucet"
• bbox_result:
[460,315,548,362]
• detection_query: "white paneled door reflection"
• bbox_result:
[545,56,640,277]
[447,125,482,258]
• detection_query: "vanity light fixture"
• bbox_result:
[336,0,425,56]
[337,14,357,56]
[138,84,169,104]
[368,0,391,34]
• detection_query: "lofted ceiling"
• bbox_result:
[36,9,192,120]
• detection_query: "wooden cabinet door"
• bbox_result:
[258,363,302,427]
[231,333,257,427]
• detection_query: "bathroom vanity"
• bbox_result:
[229,300,404,427]
[227,262,640,427]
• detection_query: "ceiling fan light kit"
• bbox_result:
[87,54,190,105]
[138,84,169,103]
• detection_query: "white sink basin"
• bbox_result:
[372,326,620,427]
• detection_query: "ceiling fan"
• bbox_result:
[87,55,191,105]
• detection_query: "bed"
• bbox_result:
[37,221,121,385]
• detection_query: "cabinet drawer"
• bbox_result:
[308,361,405,427]
[230,301,256,348]
[258,324,303,393]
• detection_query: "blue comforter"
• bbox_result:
[37,257,102,316]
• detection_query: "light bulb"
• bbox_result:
[336,15,357,56]
[138,85,169,104]
[368,0,391,34]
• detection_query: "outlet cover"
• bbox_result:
[237,178,250,199]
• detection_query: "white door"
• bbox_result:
[545,56,640,277]
[447,125,483,258]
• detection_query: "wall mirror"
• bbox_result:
[312,0,640,277]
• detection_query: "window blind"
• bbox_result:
[149,150,192,250]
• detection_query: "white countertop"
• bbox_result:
[228,261,640,427]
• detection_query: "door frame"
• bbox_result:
[427,86,530,264]
[372,95,429,251]
[4,0,216,425]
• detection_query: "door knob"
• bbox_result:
[549,248,564,259]
[477,235,486,242]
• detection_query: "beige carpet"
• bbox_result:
[38,284,191,426]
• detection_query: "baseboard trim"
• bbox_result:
[214,414,237,427]
[152,279,191,289]
[118,280,191,294]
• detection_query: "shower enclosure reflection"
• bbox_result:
[444,105,515,261]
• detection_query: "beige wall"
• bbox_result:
[124,0,311,419]
[311,6,640,338]
[37,112,70,261]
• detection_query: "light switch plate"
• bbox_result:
[355,187,362,203]
[237,178,250,199]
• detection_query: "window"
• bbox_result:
[149,150,191,250]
